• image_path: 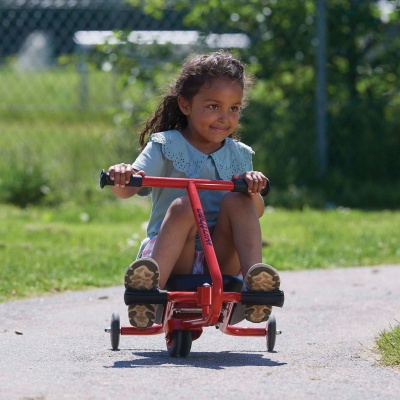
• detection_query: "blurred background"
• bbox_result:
[1,0,399,209]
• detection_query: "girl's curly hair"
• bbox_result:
[138,50,254,148]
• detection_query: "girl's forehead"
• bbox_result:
[197,78,243,96]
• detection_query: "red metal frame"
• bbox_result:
[120,176,267,339]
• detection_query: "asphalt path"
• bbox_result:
[1,264,399,400]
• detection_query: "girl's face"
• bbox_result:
[178,78,243,154]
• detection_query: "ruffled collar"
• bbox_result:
[149,130,254,180]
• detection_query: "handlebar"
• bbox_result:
[99,170,270,197]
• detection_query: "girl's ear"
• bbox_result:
[177,95,191,115]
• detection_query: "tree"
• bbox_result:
[122,0,400,207]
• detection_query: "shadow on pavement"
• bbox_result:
[105,350,286,370]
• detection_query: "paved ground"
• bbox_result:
[1,264,399,400]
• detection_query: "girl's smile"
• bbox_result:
[178,78,243,154]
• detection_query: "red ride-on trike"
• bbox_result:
[100,170,284,357]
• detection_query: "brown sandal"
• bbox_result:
[124,258,160,328]
[244,263,280,323]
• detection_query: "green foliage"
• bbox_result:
[0,115,138,207]
[267,185,325,210]
[92,32,182,130]
[126,0,168,19]
[120,0,400,209]
[1,163,49,208]
[0,58,151,207]
[1,2,399,209]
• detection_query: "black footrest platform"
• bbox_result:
[241,290,285,307]
[124,289,168,306]
[124,280,284,308]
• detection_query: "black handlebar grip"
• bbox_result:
[99,169,143,189]
[261,179,270,197]
[233,178,270,197]
[99,170,112,188]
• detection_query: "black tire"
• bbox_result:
[166,330,183,358]
[179,330,192,358]
[267,314,277,352]
[110,312,120,351]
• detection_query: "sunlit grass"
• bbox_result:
[261,207,400,270]
[0,201,149,302]
[1,203,399,302]
[376,323,400,367]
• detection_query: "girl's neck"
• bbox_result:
[181,129,224,155]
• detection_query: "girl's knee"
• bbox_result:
[167,196,193,218]
[220,192,252,211]
[169,195,191,208]
[164,196,197,238]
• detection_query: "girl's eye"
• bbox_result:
[231,106,240,112]
[208,104,218,110]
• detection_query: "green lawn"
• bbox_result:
[0,200,148,301]
[1,202,399,302]
[0,67,118,112]
[261,207,400,270]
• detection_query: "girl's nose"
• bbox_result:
[218,110,229,121]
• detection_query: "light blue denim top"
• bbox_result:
[132,130,254,249]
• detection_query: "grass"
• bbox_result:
[1,202,399,303]
[0,65,153,207]
[376,323,400,367]
[0,67,118,112]
[0,120,124,205]
[0,200,150,302]
[261,207,400,270]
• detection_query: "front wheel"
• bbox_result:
[179,330,192,358]
[266,314,276,352]
[166,330,183,357]
[166,330,192,358]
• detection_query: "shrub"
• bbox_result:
[1,164,49,207]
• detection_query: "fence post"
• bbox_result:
[316,0,328,177]
[76,45,89,111]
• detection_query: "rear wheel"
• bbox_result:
[267,314,276,352]
[110,312,120,351]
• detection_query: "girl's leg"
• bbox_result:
[211,192,280,324]
[150,196,198,288]
[125,196,197,328]
[211,192,263,277]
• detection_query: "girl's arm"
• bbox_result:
[108,163,144,199]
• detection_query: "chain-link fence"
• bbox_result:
[1,0,188,205]
[1,0,399,209]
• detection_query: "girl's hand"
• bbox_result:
[108,163,144,188]
[232,171,268,196]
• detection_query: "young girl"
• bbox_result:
[108,51,281,328]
